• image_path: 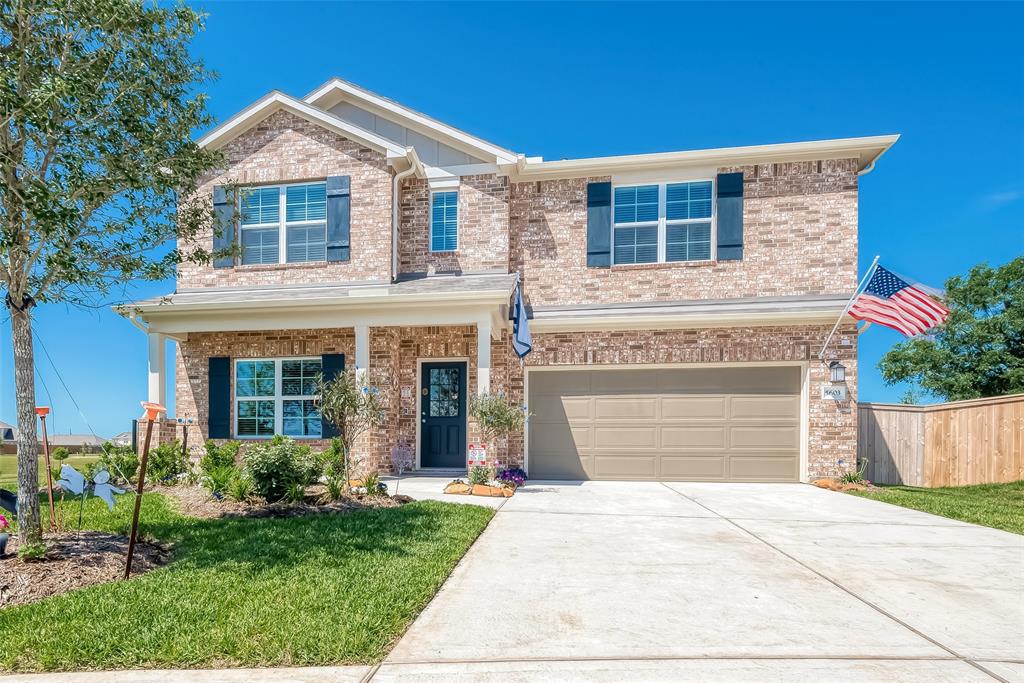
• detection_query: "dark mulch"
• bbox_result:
[0,531,172,608]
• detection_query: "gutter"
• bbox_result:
[392,147,423,281]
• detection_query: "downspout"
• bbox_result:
[857,160,876,177]
[391,147,423,282]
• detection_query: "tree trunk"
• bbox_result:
[10,306,41,544]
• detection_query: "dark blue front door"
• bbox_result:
[420,361,467,468]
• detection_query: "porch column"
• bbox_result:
[477,317,491,396]
[354,324,370,385]
[147,332,166,406]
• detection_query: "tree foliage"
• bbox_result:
[0,0,223,541]
[878,257,1024,401]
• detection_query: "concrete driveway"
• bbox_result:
[378,481,1024,682]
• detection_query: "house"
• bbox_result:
[110,431,133,447]
[118,77,897,482]
[0,420,14,443]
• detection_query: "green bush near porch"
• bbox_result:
[0,492,494,671]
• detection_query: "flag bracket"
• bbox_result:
[818,255,880,361]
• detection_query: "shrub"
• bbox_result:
[497,467,527,488]
[226,472,253,502]
[51,446,70,462]
[90,442,139,484]
[243,437,307,502]
[325,473,345,501]
[18,541,47,562]
[200,440,240,475]
[362,471,387,497]
[469,393,529,447]
[146,441,190,484]
[839,458,870,485]
[203,465,238,498]
[285,481,306,504]
[468,465,493,486]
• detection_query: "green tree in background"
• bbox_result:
[0,0,223,543]
[879,257,1024,402]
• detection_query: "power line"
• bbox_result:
[32,323,99,439]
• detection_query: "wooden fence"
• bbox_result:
[858,394,1023,487]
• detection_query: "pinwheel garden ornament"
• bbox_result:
[57,464,125,511]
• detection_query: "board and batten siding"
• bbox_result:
[858,394,1023,487]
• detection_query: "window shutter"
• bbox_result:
[320,353,345,438]
[716,172,744,261]
[586,182,612,268]
[326,176,351,262]
[212,186,235,268]
[208,356,231,439]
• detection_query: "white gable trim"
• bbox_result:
[305,78,519,165]
[197,91,408,159]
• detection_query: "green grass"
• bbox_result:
[0,455,99,488]
[0,492,494,672]
[848,480,1024,534]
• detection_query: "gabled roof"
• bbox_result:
[197,90,409,160]
[304,77,519,165]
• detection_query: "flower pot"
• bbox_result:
[444,482,472,495]
[0,532,9,556]
[471,484,511,497]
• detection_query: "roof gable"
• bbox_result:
[305,77,519,165]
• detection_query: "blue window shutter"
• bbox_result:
[212,186,235,268]
[586,182,612,268]
[326,176,351,262]
[208,356,231,439]
[716,172,744,261]
[320,353,345,438]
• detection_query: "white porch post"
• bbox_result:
[354,324,370,385]
[477,317,491,396]
[147,332,166,407]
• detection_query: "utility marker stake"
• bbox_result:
[124,401,165,580]
[35,407,56,531]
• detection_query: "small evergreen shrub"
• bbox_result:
[90,442,139,484]
[203,465,238,497]
[243,437,307,502]
[146,440,190,484]
[200,440,240,475]
[51,446,70,462]
[468,465,493,486]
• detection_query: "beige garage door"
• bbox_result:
[528,366,802,482]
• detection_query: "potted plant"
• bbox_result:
[468,392,529,469]
[0,513,10,556]
[497,467,527,491]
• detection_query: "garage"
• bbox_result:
[527,366,803,482]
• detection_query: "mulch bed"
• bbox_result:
[160,484,412,520]
[0,531,172,608]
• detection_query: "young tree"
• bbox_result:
[879,257,1023,401]
[315,370,387,493]
[0,0,222,542]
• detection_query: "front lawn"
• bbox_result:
[848,480,1024,534]
[0,492,493,671]
[0,454,99,488]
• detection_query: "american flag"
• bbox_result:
[848,265,949,336]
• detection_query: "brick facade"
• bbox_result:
[179,110,394,289]
[398,174,510,275]
[509,159,859,307]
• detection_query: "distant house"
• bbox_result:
[45,434,107,454]
[110,431,133,447]
[0,421,14,442]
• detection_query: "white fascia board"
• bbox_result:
[509,135,901,182]
[304,78,520,165]
[145,300,512,336]
[196,91,406,158]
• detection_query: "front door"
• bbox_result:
[420,361,468,468]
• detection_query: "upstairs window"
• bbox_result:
[612,180,714,265]
[240,182,327,265]
[430,191,458,252]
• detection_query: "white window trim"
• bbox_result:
[233,357,322,439]
[429,189,459,253]
[610,178,716,266]
[239,180,327,266]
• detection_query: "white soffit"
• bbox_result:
[304,77,520,165]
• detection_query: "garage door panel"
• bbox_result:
[661,396,727,420]
[730,425,799,449]
[594,426,657,449]
[661,456,727,480]
[528,367,801,482]
[595,455,657,479]
[595,397,658,420]
[661,426,727,449]
[729,455,799,481]
[731,395,800,420]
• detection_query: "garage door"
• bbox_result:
[527,366,801,482]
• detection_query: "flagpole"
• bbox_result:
[818,254,880,360]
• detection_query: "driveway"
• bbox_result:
[378,481,1024,682]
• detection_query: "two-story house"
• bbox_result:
[121,77,897,483]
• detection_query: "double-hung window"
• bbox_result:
[235,358,322,438]
[612,180,713,265]
[430,190,458,252]
[239,182,327,265]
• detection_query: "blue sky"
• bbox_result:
[1,2,1021,438]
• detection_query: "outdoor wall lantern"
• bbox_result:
[829,361,847,384]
